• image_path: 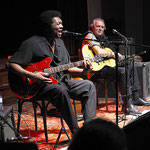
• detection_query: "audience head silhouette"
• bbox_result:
[68,118,127,150]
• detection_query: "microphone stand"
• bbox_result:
[110,40,128,125]
[111,33,129,124]
[122,37,129,119]
[114,43,119,125]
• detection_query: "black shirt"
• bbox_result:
[9,35,71,81]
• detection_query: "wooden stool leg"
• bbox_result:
[72,99,77,121]
[17,99,22,130]
[104,81,109,112]
[118,88,120,107]
[32,103,38,130]
[95,83,99,106]
[41,100,48,143]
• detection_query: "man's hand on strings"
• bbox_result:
[32,72,52,85]
[83,59,93,72]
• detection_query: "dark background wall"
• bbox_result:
[1,0,150,61]
[0,0,88,56]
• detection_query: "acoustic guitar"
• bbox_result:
[81,45,116,79]
[81,45,142,79]
[8,56,103,99]
[82,45,116,71]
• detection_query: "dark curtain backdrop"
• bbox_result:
[101,0,125,37]
[57,0,88,56]
[1,0,88,57]
[142,1,150,61]
[1,0,150,61]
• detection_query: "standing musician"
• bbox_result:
[82,17,150,115]
[8,10,97,134]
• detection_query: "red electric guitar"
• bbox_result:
[8,56,103,99]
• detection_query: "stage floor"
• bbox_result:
[10,98,150,150]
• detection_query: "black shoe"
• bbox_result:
[122,99,142,115]
[77,115,84,121]
[133,98,150,106]
[126,105,142,115]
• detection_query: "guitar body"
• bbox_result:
[8,57,58,99]
[82,45,116,71]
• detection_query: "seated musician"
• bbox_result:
[8,10,97,134]
[82,17,150,115]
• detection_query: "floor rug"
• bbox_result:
[11,99,150,150]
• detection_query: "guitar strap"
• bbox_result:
[58,73,71,83]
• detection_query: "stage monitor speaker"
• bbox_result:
[0,106,17,142]
[135,62,150,100]
[123,111,150,150]
[98,61,150,100]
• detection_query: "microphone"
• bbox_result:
[62,30,82,36]
[136,51,146,56]
[7,136,31,142]
[112,29,128,41]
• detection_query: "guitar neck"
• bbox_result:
[44,60,84,74]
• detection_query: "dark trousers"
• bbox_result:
[92,64,141,99]
[35,79,97,133]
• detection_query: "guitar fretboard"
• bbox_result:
[44,60,84,74]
